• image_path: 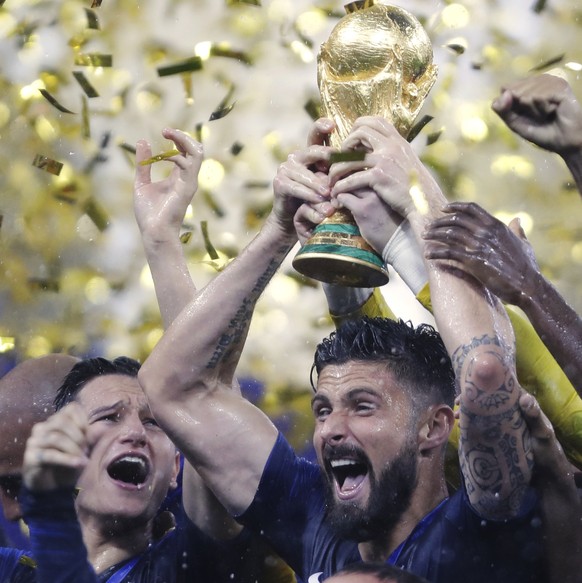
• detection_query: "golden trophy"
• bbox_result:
[292,0,438,287]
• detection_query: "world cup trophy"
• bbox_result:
[292,0,438,287]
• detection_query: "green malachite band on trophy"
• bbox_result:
[312,223,361,236]
[297,244,385,268]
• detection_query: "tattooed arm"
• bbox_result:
[331,117,533,519]
[138,136,334,515]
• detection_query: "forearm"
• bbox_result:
[21,487,98,583]
[409,196,532,517]
[143,238,197,330]
[183,464,243,541]
[517,272,582,397]
[140,216,296,402]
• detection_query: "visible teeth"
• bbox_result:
[120,456,145,467]
[330,459,358,468]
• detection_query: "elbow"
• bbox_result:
[463,350,517,403]
[137,361,175,406]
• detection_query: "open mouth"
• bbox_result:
[107,455,150,486]
[329,458,368,493]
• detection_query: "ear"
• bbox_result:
[418,405,455,454]
[170,451,181,490]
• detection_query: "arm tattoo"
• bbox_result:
[455,334,532,517]
[206,245,290,370]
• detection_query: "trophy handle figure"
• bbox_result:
[292,0,438,287]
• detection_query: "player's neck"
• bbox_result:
[82,516,153,574]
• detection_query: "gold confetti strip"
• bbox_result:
[75,53,113,67]
[329,151,367,163]
[181,73,194,104]
[225,0,261,6]
[28,279,60,292]
[426,129,444,146]
[445,41,467,55]
[81,95,90,139]
[244,181,270,189]
[85,8,100,30]
[83,132,111,173]
[53,183,81,204]
[118,142,137,155]
[201,220,219,260]
[195,123,204,143]
[157,57,203,77]
[73,71,99,98]
[210,44,253,65]
[209,101,236,121]
[139,149,181,166]
[202,190,225,218]
[32,155,63,176]
[304,97,321,121]
[231,142,244,155]
[18,556,35,569]
[179,231,193,244]
[529,53,565,72]
[83,198,110,231]
[38,89,76,114]
[407,115,434,143]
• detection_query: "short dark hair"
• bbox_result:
[313,318,455,409]
[333,562,430,583]
[54,356,141,411]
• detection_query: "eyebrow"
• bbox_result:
[311,387,382,408]
[87,399,125,419]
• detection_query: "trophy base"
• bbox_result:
[293,250,389,288]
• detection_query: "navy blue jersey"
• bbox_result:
[0,548,35,583]
[20,487,275,583]
[239,432,547,583]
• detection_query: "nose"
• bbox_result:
[119,412,147,447]
[318,410,349,446]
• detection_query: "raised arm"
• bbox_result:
[134,128,202,329]
[138,138,335,515]
[21,404,97,583]
[423,201,582,399]
[492,74,582,194]
[330,117,533,519]
[135,128,251,540]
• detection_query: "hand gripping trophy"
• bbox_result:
[292,0,438,286]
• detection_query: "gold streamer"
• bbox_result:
[73,71,99,98]
[32,155,63,176]
[201,221,219,259]
[38,89,75,114]
[75,53,113,67]
[157,57,203,77]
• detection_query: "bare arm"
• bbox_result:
[423,201,582,398]
[134,128,251,539]
[330,116,533,519]
[134,128,202,329]
[139,140,334,515]
[492,73,582,194]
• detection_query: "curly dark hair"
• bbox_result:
[313,317,455,410]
